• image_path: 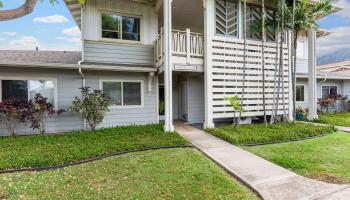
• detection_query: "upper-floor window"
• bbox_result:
[297,32,307,59]
[215,0,239,37]
[101,13,141,41]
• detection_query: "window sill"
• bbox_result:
[108,105,144,110]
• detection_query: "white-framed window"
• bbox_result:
[101,12,141,42]
[215,0,239,37]
[322,85,338,98]
[100,80,143,108]
[296,85,305,102]
[0,78,57,108]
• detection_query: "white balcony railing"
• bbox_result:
[154,28,204,67]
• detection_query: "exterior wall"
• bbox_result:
[296,32,309,74]
[296,78,345,109]
[84,41,154,65]
[83,0,157,65]
[187,75,205,123]
[0,67,158,136]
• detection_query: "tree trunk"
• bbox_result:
[261,0,267,126]
[239,0,247,123]
[292,31,298,122]
[270,21,280,124]
[0,0,38,21]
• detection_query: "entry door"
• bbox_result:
[179,81,188,122]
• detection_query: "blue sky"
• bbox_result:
[0,0,349,56]
[0,0,81,51]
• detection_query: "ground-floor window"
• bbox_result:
[101,80,143,108]
[296,85,305,102]
[322,85,338,98]
[0,79,56,106]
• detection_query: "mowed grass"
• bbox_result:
[0,149,259,200]
[0,124,188,170]
[245,133,350,184]
[317,112,350,127]
[206,123,336,145]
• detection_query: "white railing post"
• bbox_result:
[186,28,191,64]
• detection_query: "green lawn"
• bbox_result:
[0,149,258,200]
[317,112,350,127]
[245,133,350,184]
[205,123,336,145]
[0,124,188,170]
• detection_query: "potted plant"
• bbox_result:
[296,106,306,121]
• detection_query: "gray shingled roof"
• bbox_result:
[0,50,82,64]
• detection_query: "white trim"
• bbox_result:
[99,10,143,44]
[99,79,144,109]
[0,76,58,109]
[296,84,306,103]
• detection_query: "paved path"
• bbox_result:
[174,121,350,200]
[335,125,350,133]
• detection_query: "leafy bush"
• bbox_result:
[0,98,28,136]
[26,94,64,134]
[69,87,110,131]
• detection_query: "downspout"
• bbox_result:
[78,67,87,130]
[319,73,327,82]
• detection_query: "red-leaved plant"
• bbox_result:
[26,94,65,134]
[0,98,28,136]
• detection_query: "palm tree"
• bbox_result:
[261,0,267,126]
[289,0,333,121]
[239,0,248,124]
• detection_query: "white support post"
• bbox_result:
[164,0,174,132]
[203,0,215,129]
[186,28,191,64]
[308,29,318,120]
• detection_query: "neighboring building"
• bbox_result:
[296,61,350,111]
[0,0,339,135]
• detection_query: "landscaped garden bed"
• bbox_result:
[206,122,336,146]
[316,112,350,127]
[245,133,350,184]
[0,148,259,200]
[0,124,188,170]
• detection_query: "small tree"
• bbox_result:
[0,98,28,136]
[225,96,245,127]
[27,94,64,134]
[69,87,110,131]
[318,96,336,114]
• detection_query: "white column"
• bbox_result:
[164,0,174,132]
[308,29,318,120]
[203,0,215,128]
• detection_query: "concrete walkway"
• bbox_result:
[174,121,350,200]
[335,125,350,133]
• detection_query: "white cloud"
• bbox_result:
[7,36,40,50]
[335,0,350,20]
[3,32,16,36]
[62,26,81,37]
[317,26,350,56]
[33,14,69,24]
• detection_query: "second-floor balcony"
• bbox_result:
[154,29,204,72]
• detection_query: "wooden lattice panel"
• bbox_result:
[215,0,239,37]
[211,36,290,118]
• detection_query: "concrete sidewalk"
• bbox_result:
[174,122,350,200]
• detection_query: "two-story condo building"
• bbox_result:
[0,0,337,135]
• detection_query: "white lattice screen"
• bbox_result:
[211,36,290,118]
[215,0,239,37]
